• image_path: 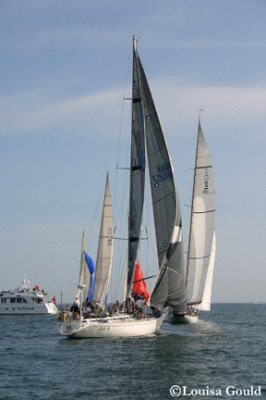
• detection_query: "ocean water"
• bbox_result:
[0,304,265,400]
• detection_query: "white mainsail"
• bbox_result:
[132,40,187,313]
[93,172,113,307]
[186,120,216,310]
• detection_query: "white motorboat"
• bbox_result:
[0,279,58,315]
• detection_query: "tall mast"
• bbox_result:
[126,36,146,299]
[132,34,137,50]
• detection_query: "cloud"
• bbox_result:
[0,86,124,136]
[1,80,266,137]
[0,25,125,52]
[144,37,266,51]
[141,79,266,137]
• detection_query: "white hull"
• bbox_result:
[0,279,58,315]
[167,312,199,324]
[58,314,164,338]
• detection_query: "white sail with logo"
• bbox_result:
[186,120,216,310]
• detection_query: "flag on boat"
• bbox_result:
[132,261,150,302]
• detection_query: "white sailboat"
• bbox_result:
[168,118,216,323]
[58,37,187,337]
[58,172,163,338]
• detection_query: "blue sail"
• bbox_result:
[84,251,95,301]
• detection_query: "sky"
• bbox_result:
[0,0,266,304]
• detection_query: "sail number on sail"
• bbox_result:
[152,162,173,187]
[203,167,210,195]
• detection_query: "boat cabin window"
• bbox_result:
[2,297,28,303]
[32,298,43,303]
[17,298,26,303]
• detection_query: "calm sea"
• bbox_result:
[0,304,265,400]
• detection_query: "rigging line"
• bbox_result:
[133,274,158,284]
[146,144,168,157]
[152,189,175,205]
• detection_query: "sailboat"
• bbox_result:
[58,37,187,337]
[168,118,216,323]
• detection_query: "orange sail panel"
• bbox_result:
[132,261,150,302]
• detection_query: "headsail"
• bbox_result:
[197,233,216,311]
[186,120,216,308]
[134,44,187,313]
[84,251,96,301]
[93,172,113,307]
[126,37,146,297]
[76,230,90,302]
[132,261,150,302]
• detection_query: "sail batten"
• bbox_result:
[196,165,213,169]
[193,209,215,214]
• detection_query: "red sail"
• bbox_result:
[132,261,150,302]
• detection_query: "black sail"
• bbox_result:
[135,48,187,313]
